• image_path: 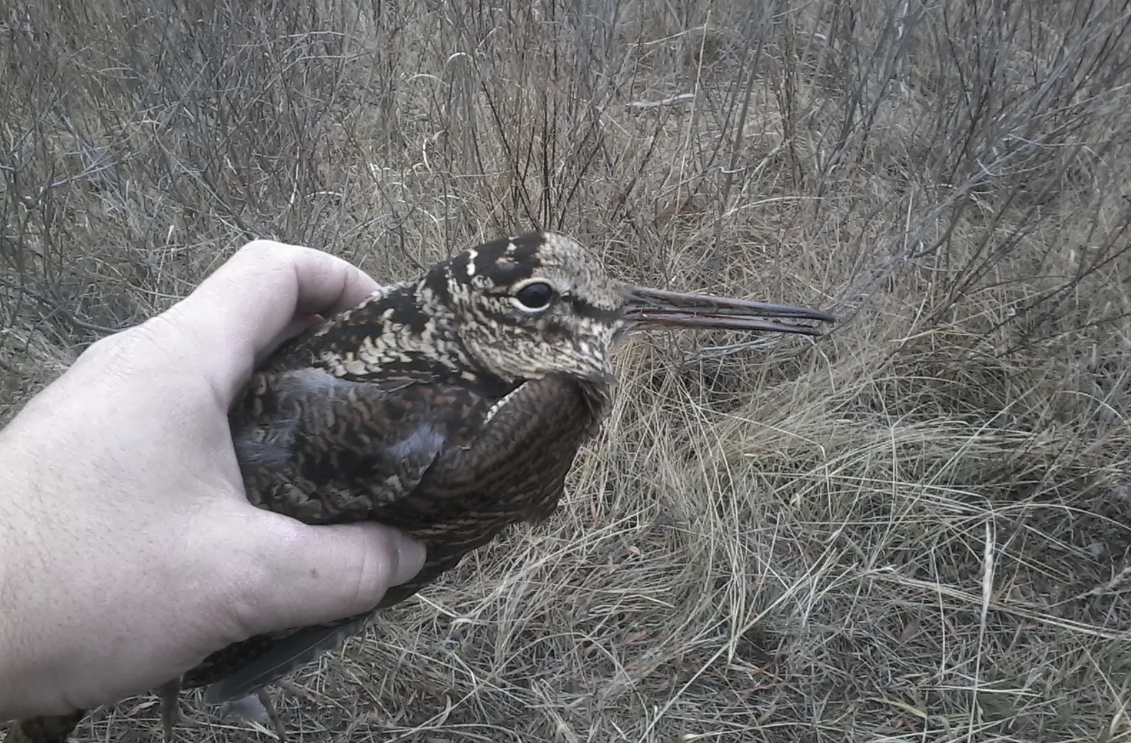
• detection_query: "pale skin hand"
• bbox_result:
[0,241,426,720]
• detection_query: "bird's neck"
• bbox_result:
[286,282,614,411]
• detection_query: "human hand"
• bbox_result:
[0,241,426,719]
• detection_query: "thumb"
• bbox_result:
[228,512,427,637]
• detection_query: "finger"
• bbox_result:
[162,241,383,400]
[229,515,427,636]
[267,314,330,355]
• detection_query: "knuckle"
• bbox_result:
[234,239,295,265]
[359,531,396,592]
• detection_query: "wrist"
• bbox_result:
[0,428,58,719]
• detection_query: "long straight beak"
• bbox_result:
[623,286,835,336]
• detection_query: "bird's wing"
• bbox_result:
[370,373,605,608]
[192,374,601,704]
[184,368,497,697]
[230,366,490,523]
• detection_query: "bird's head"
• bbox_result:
[426,233,834,385]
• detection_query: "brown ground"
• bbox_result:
[3,1,1131,741]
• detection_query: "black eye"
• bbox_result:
[513,281,555,311]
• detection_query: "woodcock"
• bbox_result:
[6,232,834,743]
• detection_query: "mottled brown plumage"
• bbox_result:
[7,232,833,743]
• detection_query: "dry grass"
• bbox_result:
[4,0,1131,741]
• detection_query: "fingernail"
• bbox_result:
[391,533,427,586]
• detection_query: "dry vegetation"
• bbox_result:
[3,0,1131,741]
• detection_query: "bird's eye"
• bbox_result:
[512,281,555,311]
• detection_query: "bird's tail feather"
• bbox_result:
[202,618,370,704]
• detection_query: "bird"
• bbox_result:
[5,232,834,743]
